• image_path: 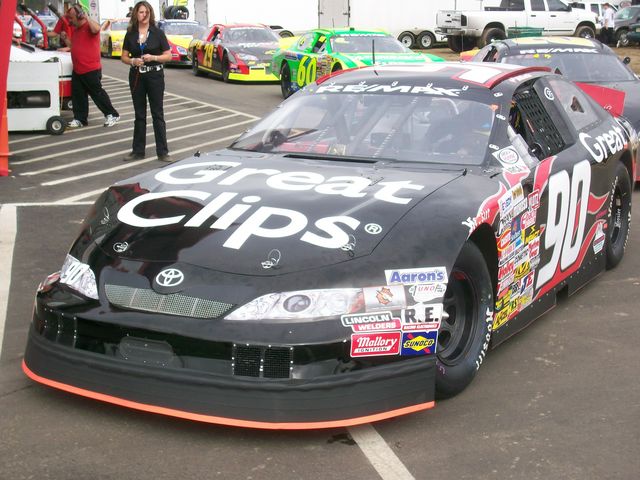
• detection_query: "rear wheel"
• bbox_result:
[398,31,416,49]
[279,30,294,38]
[280,62,294,99]
[46,116,66,135]
[480,27,506,47]
[575,25,595,38]
[447,35,470,53]
[605,162,632,269]
[436,242,494,399]
[417,31,436,49]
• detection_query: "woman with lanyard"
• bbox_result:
[121,1,172,162]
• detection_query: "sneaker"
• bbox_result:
[68,119,84,128]
[158,154,173,162]
[104,114,120,127]
[123,152,145,162]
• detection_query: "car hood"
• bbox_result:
[95,151,464,276]
[337,52,438,66]
[166,35,193,49]
[592,80,640,130]
[230,42,280,60]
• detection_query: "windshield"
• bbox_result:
[161,22,200,35]
[615,6,640,20]
[231,92,495,165]
[225,27,279,44]
[500,53,636,82]
[330,34,409,54]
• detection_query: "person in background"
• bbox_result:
[602,3,615,46]
[66,4,120,128]
[47,1,73,51]
[121,1,172,162]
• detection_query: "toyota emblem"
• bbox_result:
[155,268,184,287]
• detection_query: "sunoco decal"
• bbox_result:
[350,332,401,357]
[401,331,437,356]
[385,267,448,285]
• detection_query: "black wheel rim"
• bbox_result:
[438,271,477,365]
[610,185,624,245]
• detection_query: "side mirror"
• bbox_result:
[623,56,631,64]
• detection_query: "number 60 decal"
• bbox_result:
[536,160,591,290]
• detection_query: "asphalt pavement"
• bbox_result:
[0,58,639,480]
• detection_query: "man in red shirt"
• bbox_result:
[66,5,119,128]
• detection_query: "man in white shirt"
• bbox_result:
[602,3,615,46]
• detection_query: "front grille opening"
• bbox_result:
[232,344,293,379]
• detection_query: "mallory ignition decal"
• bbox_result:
[350,332,401,357]
[117,162,425,250]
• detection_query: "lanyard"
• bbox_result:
[138,30,149,56]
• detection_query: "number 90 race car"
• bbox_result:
[23,62,635,429]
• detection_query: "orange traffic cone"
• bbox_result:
[0,99,9,176]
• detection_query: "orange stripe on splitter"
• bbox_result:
[22,360,435,430]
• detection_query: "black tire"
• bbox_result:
[280,62,294,99]
[575,25,595,39]
[436,241,494,399]
[616,29,629,47]
[331,63,342,73]
[398,31,415,49]
[107,39,113,57]
[605,162,632,269]
[480,27,506,47]
[62,98,72,110]
[447,35,464,53]
[191,49,202,76]
[46,116,66,135]
[417,31,436,49]
[221,54,230,82]
[175,6,189,19]
[279,30,294,38]
[163,6,175,19]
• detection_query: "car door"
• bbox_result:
[506,76,610,301]
[291,31,325,89]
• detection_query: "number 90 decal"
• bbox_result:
[297,56,318,87]
[536,159,591,289]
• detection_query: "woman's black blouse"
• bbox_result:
[123,25,170,66]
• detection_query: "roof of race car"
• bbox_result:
[491,36,609,54]
[311,27,389,36]
[212,23,272,29]
[315,61,551,91]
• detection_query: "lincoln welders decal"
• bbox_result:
[350,332,401,357]
[341,311,401,332]
[116,162,425,250]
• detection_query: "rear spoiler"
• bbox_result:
[575,82,625,117]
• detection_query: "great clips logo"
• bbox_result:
[116,161,425,250]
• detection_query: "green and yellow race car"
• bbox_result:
[270,28,444,98]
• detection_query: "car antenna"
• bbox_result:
[372,38,376,64]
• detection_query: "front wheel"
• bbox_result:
[191,50,202,76]
[480,27,506,47]
[616,29,630,47]
[280,62,294,99]
[221,55,230,82]
[107,40,113,57]
[605,162,632,269]
[398,31,415,49]
[436,241,494,399]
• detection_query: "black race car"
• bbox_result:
[24,62,636,429]
[467,36,640,180]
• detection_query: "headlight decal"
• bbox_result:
[59,254,99,299]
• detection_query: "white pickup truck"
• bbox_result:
[436,0,599,52]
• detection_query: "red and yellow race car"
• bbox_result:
[157,19,204,65]
[188,23,292,82]
[99,19,129,58]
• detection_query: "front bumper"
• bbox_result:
[24,295,436,428]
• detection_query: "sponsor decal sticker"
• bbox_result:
[363,285,406,310]
[385,267,448,285]
[408,283,447,302]
[593,222,605,253]
[401,303,443,330]
[401,331,438,356]
[350,331,401,357]
[341,311,401,332]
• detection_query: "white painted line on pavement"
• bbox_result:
[41,133,242,186]
[348,424,415,480]
[13,107,225,157]
[55,188,108,204]
[22,113,243,174]
[0,205,17,360]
